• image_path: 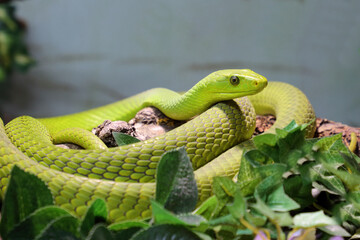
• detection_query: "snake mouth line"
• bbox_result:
[212,90,259,96]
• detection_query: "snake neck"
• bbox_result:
[147,81,214,121]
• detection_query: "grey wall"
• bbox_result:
[1,0,360,126]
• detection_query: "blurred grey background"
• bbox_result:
[1,0,360,126]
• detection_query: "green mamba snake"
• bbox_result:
[0,69,316,222]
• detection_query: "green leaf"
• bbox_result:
[255,175,300,212]
[333,202,360,226]
[239,148,287,197]
[244,149,270,167]
[38,231,79,240]
[112,227,143,240]
[257,163,287,178]
[251,174,296,228]
[208,214,238,226]
[79,199,108,238]
[347,192,360,212]
[211,176,238,216]
[282,120,299,132]
[252,134,279,162]
[155,147,198,213]
[36,215,80,240]
[85,224,114,240]
[245,209,267,227]
[277,136,306,166]
[253,133,278,147]
[266,185,300,212]
[313,137,360,193]
[328,168,360,192]
[131,224,201,240]
[340,152,360,173]
[192,231,213,240]
[7,206,72,240]
[309,163,346,196]
[316,145,350,168]
[318,225,350,237]
[112,132,140,146]
[151,200,185,225]
[0,165,53,239]
[237,151,263,196]
[250,199,293,227]
[314,134,342,152]
[249,121,309,169]
[226,191,246,219]
[193,196,218,220]
[283,175,313,208]
[293,211,338,228]
[177,214,208,228]
[212,176,237,198]
[151,200,206,227]
[235,228,253,236]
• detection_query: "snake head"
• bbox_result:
[202,69,268,100]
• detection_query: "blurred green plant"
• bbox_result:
[0,2,34,82]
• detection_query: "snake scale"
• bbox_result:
[0,69,316,222]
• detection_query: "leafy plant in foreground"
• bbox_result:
[0,165,109,240]
[196,121,360,239]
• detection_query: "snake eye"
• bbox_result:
[230,76,240,86]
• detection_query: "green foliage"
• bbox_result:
[112,132,140,146]
[195,120,359,239]
[79,199,107,238]
[7,206,74,239]
[155,147,198,213]
[2,121,360,239]
[0,167,107,240]
[0,165,53,239]
[131,224,204,240]
[0,4,34,82]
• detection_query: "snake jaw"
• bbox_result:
[211,90,262,98]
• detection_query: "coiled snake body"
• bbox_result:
[0,70,315,222]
